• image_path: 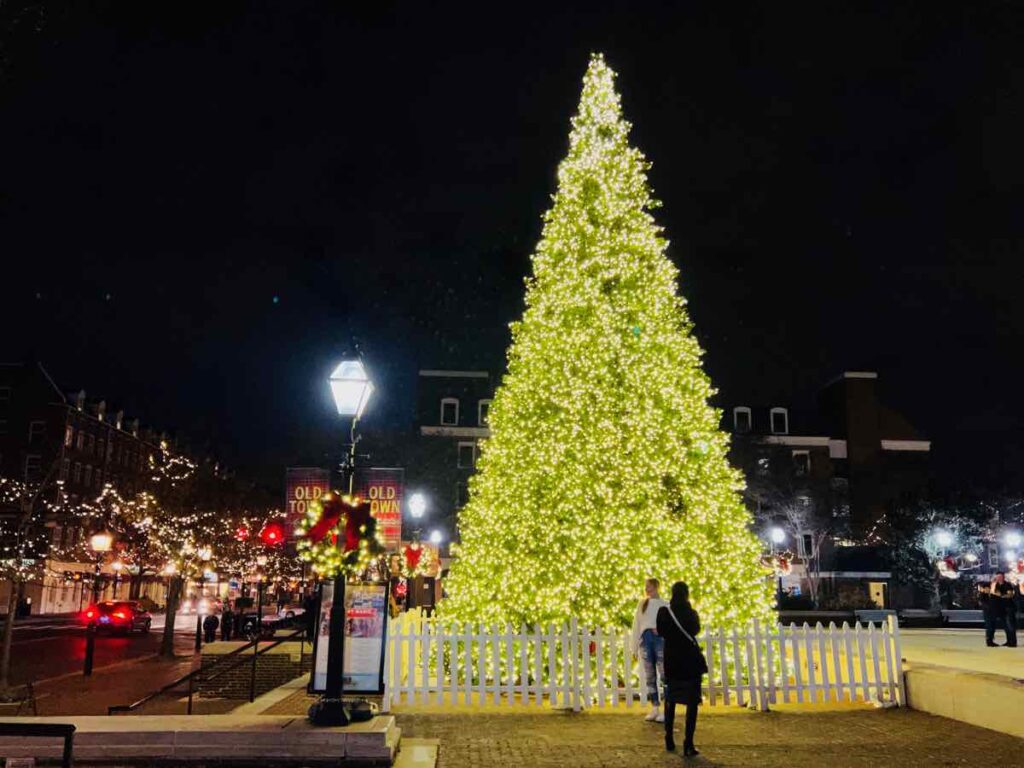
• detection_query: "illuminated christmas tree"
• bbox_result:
[445,54,773,629]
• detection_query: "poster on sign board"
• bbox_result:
[355,468,404,552]
[285,467,330,530]
[309,581,390,695]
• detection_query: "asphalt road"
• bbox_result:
[9,615,197,686]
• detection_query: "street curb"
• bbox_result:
[31,653,196,687]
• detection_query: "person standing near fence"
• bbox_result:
[991,572,1018,647]
[657,581,707,758]
[630,578,669,722]
[980,581,997,647]
[221,601,234,641]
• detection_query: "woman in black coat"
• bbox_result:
[656,581,703,757]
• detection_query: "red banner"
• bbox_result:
[355,467,403,552]
[285,467,330,533]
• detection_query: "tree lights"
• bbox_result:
[444,54,773,630]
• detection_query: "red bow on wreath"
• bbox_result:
[404,543,423,572]
[305,495,373,553]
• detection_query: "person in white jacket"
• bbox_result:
[630,578,669,721]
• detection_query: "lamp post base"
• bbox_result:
[308,697,350,726]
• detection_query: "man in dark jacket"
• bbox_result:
[221,603,234,641]
[991,572,1018,647]
[203,613,219,644]
[980,582,997,647]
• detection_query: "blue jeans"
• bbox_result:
[640,629,665,705]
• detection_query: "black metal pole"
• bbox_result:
[194,613,203,652]
[83,622,95,676]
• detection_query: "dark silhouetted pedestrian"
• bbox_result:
[657,581,707,758]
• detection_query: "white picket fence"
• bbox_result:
[382,614,904,712]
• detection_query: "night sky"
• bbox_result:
[2,2,1022,489]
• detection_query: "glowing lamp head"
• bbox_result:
[408,492,427,519]
[429,529,443,545]
[1005,550,1018,565]
[90,531,113,553]
[935,531,954,549]
[329,360,374,418]
[769,527,786,545]
[1005,532,1022,548]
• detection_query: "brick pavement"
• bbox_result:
[263,690,1024,767]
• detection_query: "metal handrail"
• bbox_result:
[107,626,309,715]
[0,723,75,768]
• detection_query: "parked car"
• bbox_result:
[82,600,152,634]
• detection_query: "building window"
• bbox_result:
[792,450,810,476]
[65,425,74,447]
[440,397,459,426]
[733,407,752,433]
[83,465,93,487]
[0,386,11,402]
[478,399,492,426]
[76,432,85,451]
[770,407,789,435]
[456,482,470,508]
[24,454,42,482]
[28,420,46,444]
[61,458,70,481]
[107,441,114,461]
[97,440,105,463]
[95,469,103,488]
[457,442,476,469]
[73,462,82,484]
[85,434,94,454]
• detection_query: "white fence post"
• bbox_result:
[888,613,905,707]
[570,617,581,712]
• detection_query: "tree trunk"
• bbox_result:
[160,575,182,658]
[0,580,22,699]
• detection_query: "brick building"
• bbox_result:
[407,369,494,540]
[0,361,175,614]
[725,371,931,608]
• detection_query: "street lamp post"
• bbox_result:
[85,531,113,677]
[310,359,374,727]
[89,531,113,604]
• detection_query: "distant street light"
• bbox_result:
[409,493,428,519]
[429,529,443,545]
[89,531,113,604]
[935,531,954,549]
[1005,532,1022,549]
[769,527,786,545]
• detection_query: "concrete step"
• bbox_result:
[0,714,399,764]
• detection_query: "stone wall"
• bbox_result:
[196,641,312,699]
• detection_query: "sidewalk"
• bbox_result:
[2,652,198,716]
[258,687,1024,767]
[391,708,1022,767]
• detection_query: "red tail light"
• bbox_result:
[85,609,96,619]
[112,611,127,619]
